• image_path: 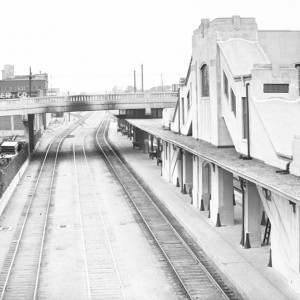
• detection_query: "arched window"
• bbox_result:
[201,64,209,97]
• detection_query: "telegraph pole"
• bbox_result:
[29,67,32,97]
[134,70,136,93]
[141,64,144,92]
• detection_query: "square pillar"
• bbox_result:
[182,151,193,194]
[24,114,35,153]
[244,181,261,247]
[193,156,204,209]
[202,163,211,211]
[218,168,234,225]
[210,166,234,226]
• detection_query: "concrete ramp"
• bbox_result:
[252,98,300,158]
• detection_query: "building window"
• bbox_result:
[231,88,236,117]
[201,64,209,97]
[296,64,300,95]
[263,84,289,93]
[223,72,228,99]
[187,91,190,111]
[151,108,162,118]
[242,97,248,139]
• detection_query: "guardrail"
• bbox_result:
[0,92,178,106]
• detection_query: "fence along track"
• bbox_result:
[96,116,234,300]
[0,113,92,300]
[73,112,126,299]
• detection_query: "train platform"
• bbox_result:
[124,119,300,203]
[108,119,300,300]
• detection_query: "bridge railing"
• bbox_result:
[0,92,178,106]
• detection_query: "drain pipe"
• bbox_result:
[240,81,252,160]
[180,148,184,193]
[178,90,181,134]
[240,178,245,246]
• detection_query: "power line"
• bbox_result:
[51,73,184,78]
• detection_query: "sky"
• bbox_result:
[0,0,299,94]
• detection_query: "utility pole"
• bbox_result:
[134,70,136,93]
[29,67,32,97]
[161,73,164,92]
[141,64,144,92]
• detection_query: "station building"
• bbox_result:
[121,16,300,294]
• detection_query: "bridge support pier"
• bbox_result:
[24,114,35,154]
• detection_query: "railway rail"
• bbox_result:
[73,113,126,299]
[0,111,241,299]
[96,114,240,300]
[0,113,92,299]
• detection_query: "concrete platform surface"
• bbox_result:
[108,119,300,300]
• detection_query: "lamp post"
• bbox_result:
[29,67,32,97]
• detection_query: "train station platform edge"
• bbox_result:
[108,120,300,300]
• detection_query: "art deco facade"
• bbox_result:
[161,16,300,293]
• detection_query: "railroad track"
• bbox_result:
[96,115,239,300]
[72,112,126,299]
[0,113,92,300]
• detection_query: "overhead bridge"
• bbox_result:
[0,92,178,116]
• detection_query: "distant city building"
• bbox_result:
[2,65,14,80]
[172,84,180,92]
[0,69,49,138]
[0,72,48,98]
[47,88,60,97]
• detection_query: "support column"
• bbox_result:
[193,156,202,208]
[244,180,261,247]
[210,166,234,226]
[183,151,193,194]
[129,124,133,140]
[133,127,138,143]
[10,116,14,131]
[143,131,149,153]
[218,167,234,226]
[42,113,46,130]
[137,128,143,150]
[202,162,211,211]
[24,114,35,153]
[150,135,154,153]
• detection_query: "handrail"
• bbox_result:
[0,92,178,106]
